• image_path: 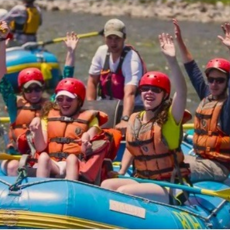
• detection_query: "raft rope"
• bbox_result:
[9,167,27,192]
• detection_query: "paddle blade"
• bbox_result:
[202,188,230,202]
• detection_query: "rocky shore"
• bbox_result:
[0,0,229,23]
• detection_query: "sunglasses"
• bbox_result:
[207,77,226,84]
[56,96,74,103]
[23,86,43,93]
[140,86,163,93]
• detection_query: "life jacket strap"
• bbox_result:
[135,152,171,161]
[50,137,80,144]
[136,167,173,178]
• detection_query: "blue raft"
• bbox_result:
[0,141,229,229]
[6,43,61,93]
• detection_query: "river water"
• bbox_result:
[40,11,229,114]
[0,11,229,143]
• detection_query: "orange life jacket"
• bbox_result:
[8,96,47,145]
[99,45,147,100]
[193,96,230,163]
[126,112,189,180]
[47,108,108,161]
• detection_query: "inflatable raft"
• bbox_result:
[0,141,229,229]
[0,176,229,228]
[6,43,61,93]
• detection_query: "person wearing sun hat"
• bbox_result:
[87,18,147,133]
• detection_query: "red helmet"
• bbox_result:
[205,58,230,75]
[55,78,86,102]
[18,68,44,89]
[139,71,171,95]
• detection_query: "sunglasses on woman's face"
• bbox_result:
[140,86,163,93]
[207,77,226,84]
[56,96,74,103]
[23,86,43,93]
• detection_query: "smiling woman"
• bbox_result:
[101,32,191,205]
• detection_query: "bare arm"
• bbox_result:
[119,148,134,175]
[64,32,79,67]
[159,33,187,124]
[86,75,99,100]
[173,19,193,64]
[0,21,9,79]
[30,117,47,152]
[121,84,136,117]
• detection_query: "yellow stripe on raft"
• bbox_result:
[7,63,59,74]
[0,210,117,229]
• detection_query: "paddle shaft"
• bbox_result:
[118,175,230,201]
[39,30,104,46]
[0,117,195,128]
[0,153,21,161]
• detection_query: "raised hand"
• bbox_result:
[0,21,10,39]
[218,22,230,49]
[159,33,176,58]
[64,31,79,52]
[172,18,183,41]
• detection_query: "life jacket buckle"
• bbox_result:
[206,146,211,152]
[22,124,27,129]
[60,116,73,122]
[55,137,72,144]
[208,131,212,136]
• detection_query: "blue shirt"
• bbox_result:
[0,66,74,124]
[184,60,230,135]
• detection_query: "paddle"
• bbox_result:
[183,123,194,130]
[28,29,104,47]
[0,117,196,129]
[118,175,230,202]
[0,153,21,161]
[0,117,10,123]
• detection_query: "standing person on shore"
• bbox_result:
[0,0,42,46]
[101,33,190,204]
[86,18,146,132]
[0,20,79,176]
[173,19,230,182]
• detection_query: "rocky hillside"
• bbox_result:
[0,0,229,23]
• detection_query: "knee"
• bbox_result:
[117,185,130,194]
[66,154,78,166]
[101,179,118,190]
[7,160,19,176]
[37,152,50,165]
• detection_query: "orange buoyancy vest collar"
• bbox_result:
[9,96,47,142]
[126,112,188,180]
[99,45,147,100]
[47,109,108,161]
[193,96,230,163]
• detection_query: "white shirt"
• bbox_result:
[89,44,143,105]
